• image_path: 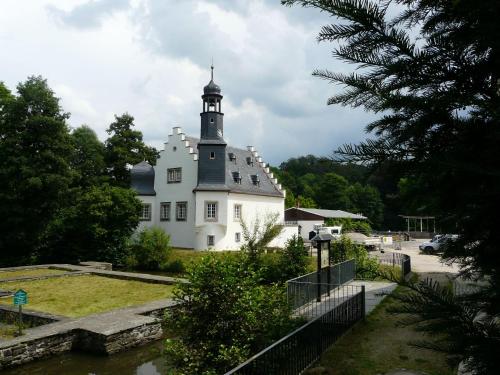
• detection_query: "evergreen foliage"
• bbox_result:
[283,0,500,370]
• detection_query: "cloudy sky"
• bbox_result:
[0,0,375,165]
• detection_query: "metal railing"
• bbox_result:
[225,286,365,375]
[376,252,411,279]
[286,259,356,311]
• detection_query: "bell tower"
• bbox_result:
[197,65,227,186]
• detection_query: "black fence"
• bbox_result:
[376,252,411,279]
[286,259,355,311]
[224,286,365,375]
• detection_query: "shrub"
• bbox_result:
[164,254,297,374]
[331,236,379,279]
[161,259,185,274]
[278,235,309,282]
[127,227,172,270]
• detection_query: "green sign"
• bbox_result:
[13,289,28,306]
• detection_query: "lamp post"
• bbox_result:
[311,233,334,302]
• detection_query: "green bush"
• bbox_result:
[278,235,309,282]
[164,254,298,374]
[161,259,186,274]
[127,227,172,270]
[331,236,379,279]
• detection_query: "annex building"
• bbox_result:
[130,68,297,250]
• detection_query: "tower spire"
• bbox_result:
[211,59,214,80]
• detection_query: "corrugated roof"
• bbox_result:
[287,207,367,220]
[186,136,283,198]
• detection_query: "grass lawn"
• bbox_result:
[0,275,174,318]
[0,268,68,280]
[307,287,455,375]
[0,323,18,339]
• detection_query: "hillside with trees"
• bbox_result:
[272,155,385,228]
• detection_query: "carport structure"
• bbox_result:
[400,215,436,234]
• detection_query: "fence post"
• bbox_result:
[361,285,366,319]
[392,252,395,267]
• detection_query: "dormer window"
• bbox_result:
[232,171,242,184]
[228,153,236,162]
[250,174,260,186]
[246,156,253,166]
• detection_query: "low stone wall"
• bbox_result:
[0,331,76,369]
[0,299,177,370]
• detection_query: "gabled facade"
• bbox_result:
[131,68,297,250]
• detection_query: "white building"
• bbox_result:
[131,68,297,250]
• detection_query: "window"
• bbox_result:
[205,201,218,221]
[235,232,241,243]
[210,151,215,159]
[167,168,182,183]
[207,235,215,246]
[210,118,214,123]
[160,202,170,221]
[176,202,187,221]
[140,203,151,221]
[232,171,242,184]
[233,204,242,221]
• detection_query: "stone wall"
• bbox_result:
[0,331,75,369]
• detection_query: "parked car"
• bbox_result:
[419,234,458,253]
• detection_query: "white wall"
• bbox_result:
[194,191,294,250]
[152,127,199,249]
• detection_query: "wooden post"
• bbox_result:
[18,305,23,336]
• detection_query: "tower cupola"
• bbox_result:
[200,65,224,139]
[197,65,227,187]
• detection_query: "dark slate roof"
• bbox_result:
[186,136,284,198]
[203,79,221,95]
[131,161,156,196]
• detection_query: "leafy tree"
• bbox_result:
[41,184,141,265]
[297,195,317,208]
[164,254,297,374]
[283,0,500,370]
[348,182,384,227]
[71,125,106,187]
[315,172,351,210]
[105,113,158,187]
[0,76,74,266]
[127,226,172,270]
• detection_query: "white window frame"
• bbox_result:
[235,232,241,243]
[176,201,187,221]
[167,168,182,183]
[233,204,242,221]
[207,235,215,247]
[205,201,218,222]
[209,151,215,159]
[140,203,151,221]
[160,202,170,221]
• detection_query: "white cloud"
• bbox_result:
[0,0,376,165]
